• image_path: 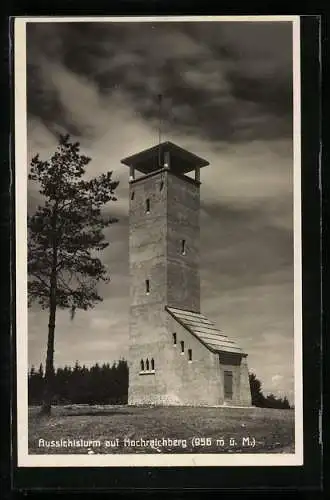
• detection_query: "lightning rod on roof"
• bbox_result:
[158,93,162,167]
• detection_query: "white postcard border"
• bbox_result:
[15,15,303,468]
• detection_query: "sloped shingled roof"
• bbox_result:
[166,306,244,355]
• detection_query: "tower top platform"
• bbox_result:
[121,141,209,175]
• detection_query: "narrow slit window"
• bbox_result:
[173,333,177,345]
[146,358,149,371]
[145,279,150,294]
[188,349,192,362]
[180,341,185,354]
[140,359,144,371]
[145,198,150,213]
[131,190,135,200]
[181,239,186,255]
[164,151,170,168]
[151,358,155,370]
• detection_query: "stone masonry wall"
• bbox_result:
[163,315,222,406]
[128,170,203,405]
[239,355,252,406]
[166,173,200,312]
[128,172,169,404]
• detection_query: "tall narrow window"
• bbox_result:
[151,358,155,370]
[188,349,192,362]
[146,358,150,371]
[145,198,150,213]
[181,239,186,255]
[140,359,144,371]
[164,151,170,168]
[173,333,177,345]
[131,190,135,200]
[180,341,185,354]
[145,279,150,294]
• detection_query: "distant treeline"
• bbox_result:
[249,372,291,409]
[28,361,291,409]
[28,360,128,405]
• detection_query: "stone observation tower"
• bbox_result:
[121,142,252,406]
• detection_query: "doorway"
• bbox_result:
[224,370,233,400]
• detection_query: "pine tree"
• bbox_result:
[28,134,119,415]
[249,372,266,407]
[282,395,291,409]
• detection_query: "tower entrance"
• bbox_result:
[224,370,233,401]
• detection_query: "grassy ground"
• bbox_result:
[28,405,295,454]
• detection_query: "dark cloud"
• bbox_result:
[26,21,293,144]
[200,202,293,293]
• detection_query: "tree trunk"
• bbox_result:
[40,297,56,416]
[40,205,58,416]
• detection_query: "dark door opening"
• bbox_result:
[224,370,233,400]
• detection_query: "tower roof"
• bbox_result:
[121,141,209,175]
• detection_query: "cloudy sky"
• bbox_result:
[25,19,296,403]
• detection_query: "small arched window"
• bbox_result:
[151,358,155,370]
[140,359,144,371]
[188,349,192,362]
[145,198,150,213]
[146,358,150,371]
[173,333,177,345]
[180,341,185,354]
